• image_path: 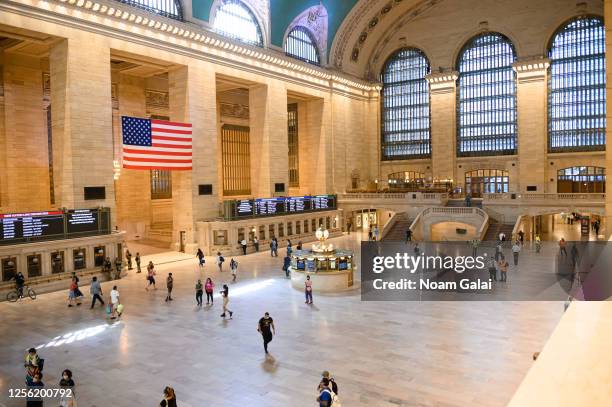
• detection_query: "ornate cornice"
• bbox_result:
[512,57,551,83]
[425,71,458,94]
[1,0,379,99]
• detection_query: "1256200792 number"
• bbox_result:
[8,388,73,398]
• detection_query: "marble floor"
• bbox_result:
[0,234,565,407]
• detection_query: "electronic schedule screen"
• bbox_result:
[229,195,336,219]
[66,209,99,234]
[0,211,65,242]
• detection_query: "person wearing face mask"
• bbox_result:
[26,372,44,407]
[59,369,76,407]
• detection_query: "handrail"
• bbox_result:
[409,207,489,240]
[380,212,400,240]
[512,215,526,242]
[483,193,605,201]
[338,192,448,201]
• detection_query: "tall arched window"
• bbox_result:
[380,48,431,160]
[548,16,606,152]
[457,33,517,157]
[213,0,263,47]
[114,0,183,20]
[285,26,320,65]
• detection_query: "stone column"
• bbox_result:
[2,55,50,211]
[169,64,218,252]
[249,82,289,197]
[49,39,115,214]
[426,72,458,184]
[299,97,330,195]
[606,0,612,239]
[115,74,151,237]
[513,58,551,193]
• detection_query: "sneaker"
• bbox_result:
[68,304,73,307]
[229,311,233,318]
[220,313,226,318]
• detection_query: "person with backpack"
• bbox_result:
[159,386,177,407]
[217,252,225,272]
[195,279,203,307]
[319,371,339,395]
[165,273,174,302]
[282,255,291,278]
[205,278,214,305]
[257,312,275,354]
[317,377,339,407]
[230,258,238,282]
[196,248,205,268]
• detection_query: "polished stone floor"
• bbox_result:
[0,234,565,407]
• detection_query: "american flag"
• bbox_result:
[121,116,192,170]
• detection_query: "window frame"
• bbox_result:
[285,26,321,66]
[456,32,518,157]
[113,0,183,21]
[380,47,432,161]
[547,15,606,153]
[212,0,264,47]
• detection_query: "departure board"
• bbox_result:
[235,200,254,217]
[286,196,311,213]
[66,209,99,234]
[255,198,285,216]
[312,195,335,210]
[0,211,65,241]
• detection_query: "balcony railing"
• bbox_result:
[483,193,605,201]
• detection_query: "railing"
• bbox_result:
[483,193,605,201]
[409,206,489,240]
[338,192,448,201]
[380,212,400,240]
[512,215,527,242]
[483,207,507,224]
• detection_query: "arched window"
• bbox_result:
[457,33,517,157]
[557,166,605,193]
[548,16,606,152]
[213,0,263,47]
[285,26,320,65]
[114,0,183,20]
[465,169,509,197]
[380,48,431,160]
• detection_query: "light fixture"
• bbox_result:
[32,257,39,264]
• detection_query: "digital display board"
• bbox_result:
[66,209,99,234]
[228,195,336,220]
[235,200,254,217]
[255,198,285,216]
[0,211,64,241]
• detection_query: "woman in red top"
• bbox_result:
[68,278,81,307]
[205,278,214,305]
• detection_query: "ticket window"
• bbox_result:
[248,227,256,241]
[311,219,316,231]
[287,222,293,236]
[326,217,331,229]
[278,223,285,238]
[304,220,309,234]
[268,224,275,239]
[51,252,65,274]
[259,225,266,240]
[94,246,105,267]
[237,228,245,243]
[27,254,42,278]
[296,221,301,235]
[2,257,17,282]
[214,230,228,246]
[73,249,86,270]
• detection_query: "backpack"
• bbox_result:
[321,389,340,407]
[219,256,225,263]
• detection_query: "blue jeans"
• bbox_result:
[305,289,313,303]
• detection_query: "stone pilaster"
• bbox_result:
[249,82,289,197]
[169,64,218,252]
[298,97,331,195]
[49,39,115,215]
[606,0,612,239]
[2,55,50,212]
[115,74,151,237]
[426,72,458,183]
[513,58,551,193]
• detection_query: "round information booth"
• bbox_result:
[290,227,355,292]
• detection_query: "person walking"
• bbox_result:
[498,256,509,282]
[24,348,42,385]
[317,378,333,407]
[253,236,259,252]
[195,279,203,307]
[405,229,412,243]
[373,225,380,241]
[283,255,291,278]
[319,371,339,396]
[59,369,76,407]
[26,372,44,407]
[68,277,81,307]
[159,386,177,407]
[146,261,156,290]
[296,241,303,251]
[196,248,205,268]
[270,238,278,257]
[518,230,525,245]
[230,258,238,282]
[487,255,497,281]
[126,249,133,270]
[216,252,225,272]
[535,235,541,253]
[220,284,233,319]
[559,238,567,256]
[135,252,142,273]
[347,220,352,235]
[305,275,313,304]
[90,276,105,309]
[114,256,122,279]
[205,278,214,305]
[240,238,247,255]
[257,312,275,354]
[109,285,120,319]
[367,228,373,241]
[165,273,174,302]
[495,240,503,261]
[512,241,521,266]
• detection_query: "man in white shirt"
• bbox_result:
[109,286,120,319]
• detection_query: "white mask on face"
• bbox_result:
[63,375,69,380]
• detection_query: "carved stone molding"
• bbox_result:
[220,102,249,119]
[512,57,551,84]
[425,71,458,94]
[42,72,50,101]
[145,89,169,109]
[111,83,118,110]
